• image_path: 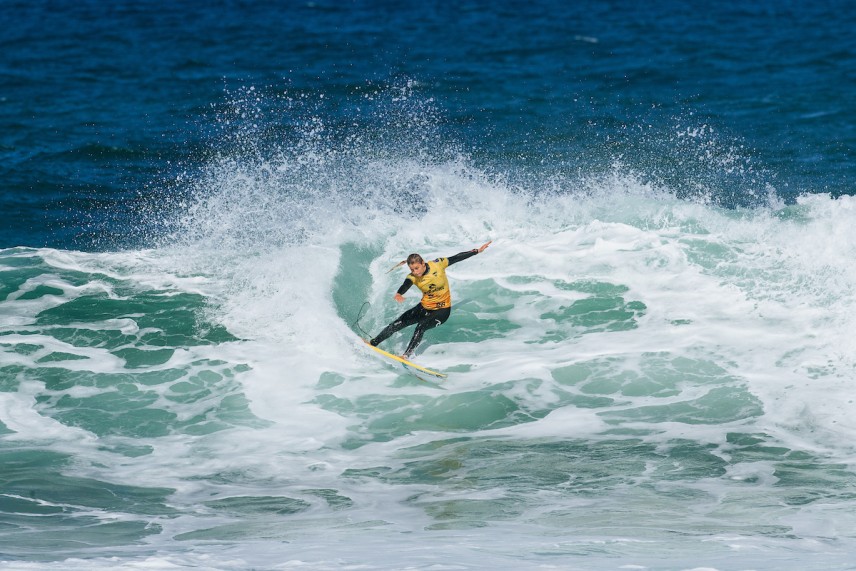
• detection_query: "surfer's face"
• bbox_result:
[408,261,426,276]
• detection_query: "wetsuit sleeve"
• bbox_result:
[447,250,479,266]
[396,279,413,296]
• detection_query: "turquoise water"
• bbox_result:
[3,1,856,569]
[3,178,856,569]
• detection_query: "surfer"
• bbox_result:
[368,241,493,359]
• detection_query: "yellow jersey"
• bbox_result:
[408,257,452,310]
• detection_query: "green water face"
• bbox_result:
[1,259,265,440]
[0,447,174,559]
[332,242,380,337]
[338,431,856,535]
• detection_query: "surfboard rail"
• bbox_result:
[362,340,447,380]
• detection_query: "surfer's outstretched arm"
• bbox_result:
[447,240,492,266]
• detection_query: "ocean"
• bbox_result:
[2,1,856,569]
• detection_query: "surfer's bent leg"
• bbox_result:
[403,307,451,359]
[370,305,427,347]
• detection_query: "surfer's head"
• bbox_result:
[407,253,426,276]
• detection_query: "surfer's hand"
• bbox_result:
[394,293,405,303]
[477,240,492,253]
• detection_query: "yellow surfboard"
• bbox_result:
[362,341,447,381]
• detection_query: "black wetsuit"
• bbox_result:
[370,249,478,358]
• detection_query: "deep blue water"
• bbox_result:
[2,0,854,249]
